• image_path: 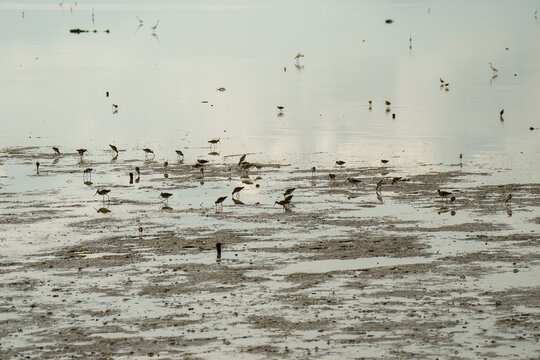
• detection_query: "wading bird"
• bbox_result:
[489,62,498,73]
[500,109,504,121]
[109,144,118,155]
[35,161,40,174]
[176,150,184,161]
[232,186,244,198]
[294,52,304,60]
[336,160,346,167]
[151,19,159,32]
[76,148,87,157]
[215,196,227,212]
[143,148,154,158]
[347,177,362,188]
[437,189,452,200]
[52,147,60,155]
[94,189,110,201]
[160,192,172,205]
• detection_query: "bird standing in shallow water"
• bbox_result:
[336,160,346,167]
[35,161,40,175]
[52,147,60,155]
[109,144,118,155]
[160,192,172,205]
[437,189,452,200]
[489,62,498,73]
[143,148,154,158]
[215,196,227,212]
[94,189,110,202]
[347,177,362,188]
[216,242,222,261]
[77,149,87,157]
[499,109,504,121]
[175,150,184,161]
[232,186,244,198]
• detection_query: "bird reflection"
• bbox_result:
[84,180,93,186]
[151,32,160,43]
[376,191,383,203]
[95,206,111,214]
[216,242,222,263]
[209,151,220,156]
[294,63,304,71]
[490,74,498,86]
[232,198,244,205]
[111,154,118,162]
[52,158,60,165]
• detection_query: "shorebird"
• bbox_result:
[336,160,346,167]
[437,189,452,200]
[208,139,220,146]
[216,242,222,261]
[136,16,143,25]
[129,172,134,184]
[499,109,504,121]
[95,207,111,214]
[459,153,463,161]
[94,189,110,201]
[143,148,154,158]
[135,166,140,175]
[197,159,209,165]
[376,179,383,192]
[277,106,284,111]
[504,193,512,204]
[35,161,40,174]
[83,168,93,179]
[176,150,184,161]
[112,104,118,114]
[238,154,247,165]
[215,196,227,212]
[284,195,293,203]
[52,147,60,155]
[310,166,316,176]
[381,159,389,164]
[347,177,362,188]
[160,192,172,205]
[232,186,244,198]
[151,19,159,32]
[283,188,295,197]
[109,144,118,155]
[163,161,168,168]
[274,197,292,211]
[76,148,87,157]
[391,177,402,184]
[385,100,391,106]
[138,226,143,234]
[489,62,498,73]
[329,173,336,181]
[217,87,226,92]
[294,52,304,60]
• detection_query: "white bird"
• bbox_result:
[294,52,304,60]
[136,16,143,25]
[489,62,498,73]
[151,19,160,32]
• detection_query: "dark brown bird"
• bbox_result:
[391,177,402,184]
[437,189,452,199]
[135,166,140,175]
[381,159,389,164]
[376,179,383,192]
[197,159,209,165]
[238,154,247,165]
[284,195,293,203]
[163,161,168,168]
[52,147,60,155]
[129,172,134,184]
[143,148,154,158]
[283,188,295,196]
[347,177,362,187]
[310,166,316,176]
[176,150,184,160]
[274,198,292,211]
[277,106,284,111]
[109,144,118,154]
[94,189,110,201]
[385,100,391,106]
[83,168,93,178]
[232,186,244,198]
[336,160,346,166]
[500,109,504,121]
[35,161,40,174]
[215,196,227,212]
[208,138,220,145]
[160,192,172,205]
[329,173,336,180]
[76,148,87,157]
[138,226,143,234]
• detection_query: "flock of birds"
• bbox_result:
[34,136,514,222]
